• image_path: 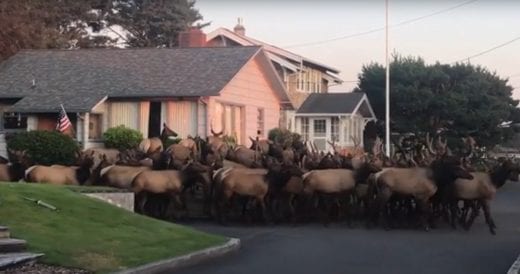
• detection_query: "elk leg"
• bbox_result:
[288,194,299,225]
[464,201,481,230]
[375,187,392,230]
[481,200,496,235]
[259,196,271,224]
[417,198,431,232]
[136,192,148,215]
[450,201,459,229]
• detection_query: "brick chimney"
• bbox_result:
[178,27,207,48]
[233,18,245,36]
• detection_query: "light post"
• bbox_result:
[385,0,391,156]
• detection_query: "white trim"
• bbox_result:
[91,96,108,112]
[351,94,377,120]
[265,52,299,72]
[206,28,340,74]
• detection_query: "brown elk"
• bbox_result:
[226,145,263,168]
[302,162,380,225]
[138,123,178,154]
[0,150,32,182]
[207,124,230,160]
[370,152,473,231]
[450,159,519,234]
[131,161,210,216]
[25,156,95,185]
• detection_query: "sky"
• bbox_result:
[194,0,520,98]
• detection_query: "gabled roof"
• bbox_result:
[207,28,341,77]
[296,92,376,119]
[0,46,289,112]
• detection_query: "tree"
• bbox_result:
[354,55,519,147]
[0,0,206,60]
[96,0,206,48]
[0,0,115,61]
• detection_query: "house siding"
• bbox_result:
[208,56,281,147]
[165,100,198,138]
[109,102,139,129]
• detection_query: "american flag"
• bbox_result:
[56,104,72,133]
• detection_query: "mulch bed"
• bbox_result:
[0,263,91,274]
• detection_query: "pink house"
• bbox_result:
[0,36,293,150]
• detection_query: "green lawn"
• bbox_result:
[0,183,226,273]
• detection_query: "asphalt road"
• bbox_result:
[173,182,520,274]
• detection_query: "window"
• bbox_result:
[216,101,243,144]
[89,114,102,140]
[257,108,264,136]
[2,112,27,130]
[296,69,323,93]
[313,119,326,137]
[331,117,339,142]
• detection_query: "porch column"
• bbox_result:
[27,115,38,131]
[82,113,89,149]
[338,116,345,147]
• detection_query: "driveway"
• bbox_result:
[174,182,520,274]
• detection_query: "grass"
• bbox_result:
[0,183,226,273]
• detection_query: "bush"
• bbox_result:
[268,128,302,148]
[103,125,143,150]
[7,131,80,165]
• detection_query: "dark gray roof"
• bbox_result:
[0,46,261,112]
[11,93,107,113]
[296,92,365,114]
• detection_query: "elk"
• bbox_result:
[226,145,263,168]
[0,150,32,182]
[207,124,230,160]
[370,149,473,231]
[450,159,519,234]
[302,162,380,225]
[131,161,210,216]
[138,123,178,154]
[25,156,95,185]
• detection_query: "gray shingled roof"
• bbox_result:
[0,46,261,112]
[296,92,365,114]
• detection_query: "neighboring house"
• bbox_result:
[0,46,292,150]
[204,20,343,131]
[295,92,376,153]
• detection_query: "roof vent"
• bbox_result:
[31,79,36,88]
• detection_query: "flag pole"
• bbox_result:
[385,0,391,157]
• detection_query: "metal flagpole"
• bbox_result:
[385,0,391,157]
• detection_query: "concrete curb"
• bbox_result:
[508,254,520,274]
[114,238,240,274]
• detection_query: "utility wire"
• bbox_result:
[283,0,478,49]
[452,35,520,63]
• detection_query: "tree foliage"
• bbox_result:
[0,0,205,61]
[354,55,519,147]
[106,0,205,47]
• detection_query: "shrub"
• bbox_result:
[103,125,143,150]
[6,130,80,165]
[268,128,302,147]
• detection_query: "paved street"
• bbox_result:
[175,182,520,274]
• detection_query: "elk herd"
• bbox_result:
[0,124,518,235]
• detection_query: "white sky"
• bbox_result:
[195,0,520,99]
